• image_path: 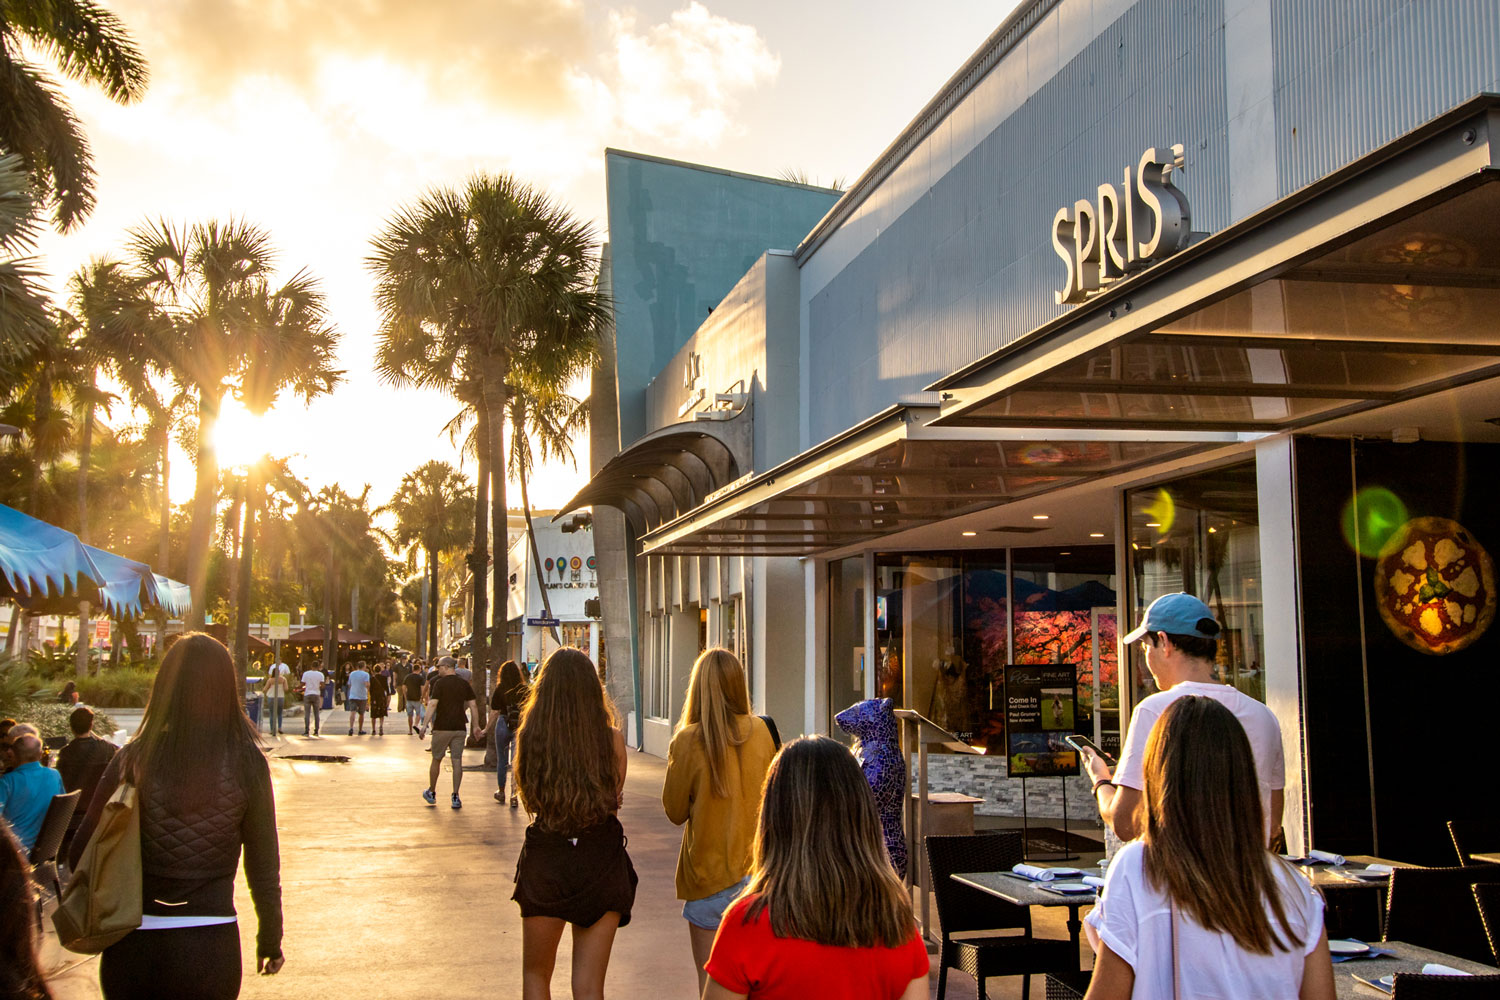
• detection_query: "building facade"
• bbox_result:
[571,0,1500,865]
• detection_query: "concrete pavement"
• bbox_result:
[39,704,1091,999]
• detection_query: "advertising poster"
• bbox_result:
[1004,663,1080,778]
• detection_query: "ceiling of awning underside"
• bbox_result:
[642,435,1208,556]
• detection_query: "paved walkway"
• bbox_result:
[40,705,1091,999]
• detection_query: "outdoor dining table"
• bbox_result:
[1294,855,1418,941]
[952,867,1099,964]
[1334,940,1497,998]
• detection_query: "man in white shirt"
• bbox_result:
[1085,593,1285,844]
[300,666,326,737]
[262,660,292,737]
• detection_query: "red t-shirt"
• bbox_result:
[705,894,929,1000]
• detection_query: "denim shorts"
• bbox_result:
[682,875,750,930]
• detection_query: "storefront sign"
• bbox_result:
[268,612,291,640]
[1003,663,1080,778]
[1052,144,1191,305]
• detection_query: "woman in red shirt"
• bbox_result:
[704,735,929,1000]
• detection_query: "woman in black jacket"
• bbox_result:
[70,632,283,999]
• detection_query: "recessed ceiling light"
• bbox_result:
[961,531,977,537]
[1032,514,1049,520]
[1089,532,1105,538]
[1059,551,1071,556]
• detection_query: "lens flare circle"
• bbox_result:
[1341,487,1409,558]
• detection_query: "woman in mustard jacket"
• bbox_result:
[662,648,778,993]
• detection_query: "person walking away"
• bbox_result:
[1083,592,1285,844]
[491,659,529,807]
[369,663,390,737]
[662,648,777,992]
[513,648,634,1000]
[334,660,349,709]
[0,830,53,999]
[262,660,292,738]
[403,665,425,736]
[346,660,371,735]
[68,632,284,999]
[422,657,475,809]
[56,706,117,857]
[0,732,64,853]
[1081,696,1334,999]
[300,664,326,737]
[455,657,472,684]
[702,736,928,1000]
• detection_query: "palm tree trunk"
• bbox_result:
[185,387,221,628]
[75,382,96,680]
[156,423,170,654]
[426,545,439,660]
[471,402,491,721]
[323,544,337,676]
[519,472,560,648]
[511,398,561,647]
[482,355,510,692]
[234,466,258,673]
[418,555,430,660]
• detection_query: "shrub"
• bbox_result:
[0,700,116,743]
[75,667,156,708]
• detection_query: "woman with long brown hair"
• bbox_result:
[0,830,51,1000]
[703,735,929,1000]
[512,648,634,1000]
[662,648,777,991]
[1083,696,1333,1000]
[491,658,528,807]
[69,632,283,1000]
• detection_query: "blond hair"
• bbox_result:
[677,647,752,798]
[514,648,618,835]
[743,736,914,948]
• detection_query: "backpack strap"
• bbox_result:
[757,715,781,751]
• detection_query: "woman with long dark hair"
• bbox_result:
[512,648,633,1000]
[0,830,51,1000]
[491,658,528,807]
[703,736,929,1000]
[69,632,283,999]
[662,648,776,992]
[1082,696,1333,999]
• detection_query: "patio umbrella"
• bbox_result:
[0,503,104,601]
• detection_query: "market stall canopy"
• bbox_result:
[0,503,104,601]
[78,544,159,618]
[152,574,193,618]
[283,625,381,646]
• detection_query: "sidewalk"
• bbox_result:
[40,705,1089,999]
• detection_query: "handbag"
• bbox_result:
[52,781,142,953]
[757,715,782,750]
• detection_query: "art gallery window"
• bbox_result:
[1126,461,1264,707]
[828,557,865,740]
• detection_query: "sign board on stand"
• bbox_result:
[268,612,291,640]
[93,619,111,646]
[1003,663,1080,778]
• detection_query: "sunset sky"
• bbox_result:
[37,0,1017,513]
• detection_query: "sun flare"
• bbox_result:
[212,398,269,468]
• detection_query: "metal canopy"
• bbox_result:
[931,102,1500,435]
[556,408,751,534]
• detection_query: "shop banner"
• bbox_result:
[1004,663,1080,778]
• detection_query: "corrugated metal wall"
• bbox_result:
[1273,0,1500,198]
[807,0,1231,443]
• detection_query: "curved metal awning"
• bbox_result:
[556,409,751,533]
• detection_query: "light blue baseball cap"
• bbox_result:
[1121,592,1221,643]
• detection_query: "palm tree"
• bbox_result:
[369,173,606,689]
[128,218,342,627]
[381,462,473,661]
[0,0,148,231]
[0,154,49,361]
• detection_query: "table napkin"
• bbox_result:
[1012,864,1056,881]
[1082,875,1105,889]
[1363,863,1393,873]
[1308,849,1346,865]
[1421,963,1471,976]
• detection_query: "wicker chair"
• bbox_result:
[1043,970,1092,999]
[27,789,80,926]
[1384,865,1500,966]
[1390,972,1500,997]
[1474,884,1500,965]
[1448,820,1499,867]
[925,832,1077,1000]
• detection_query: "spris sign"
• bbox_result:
[1051,144,1191,305]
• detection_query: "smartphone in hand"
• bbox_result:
[1064,734,1115,766]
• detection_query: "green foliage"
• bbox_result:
[2,702,117,743]
[75,666,155,708]
[385,619,416,651]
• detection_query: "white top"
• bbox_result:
[1114,681,1284,837]
[1085,842,1323,1000]
[301,669,325,697]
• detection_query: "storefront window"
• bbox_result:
[1126,461,1264,707]
[827,558,866,740]
[647,613,668,719]
[1012,547,1120,756]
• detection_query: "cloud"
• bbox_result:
[601,2,781,145]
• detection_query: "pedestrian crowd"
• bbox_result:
[0,592,1339,1000]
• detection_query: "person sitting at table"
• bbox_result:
[1082,696,1334,1000]
[702,735,929,1000]
[1084,593,1284,844]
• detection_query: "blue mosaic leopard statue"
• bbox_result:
[835,697,907,878]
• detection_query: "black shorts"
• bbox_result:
[512,815,637,928]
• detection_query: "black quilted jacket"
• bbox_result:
[70,745,283,960]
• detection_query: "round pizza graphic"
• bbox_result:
[1373,516,1496,655]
